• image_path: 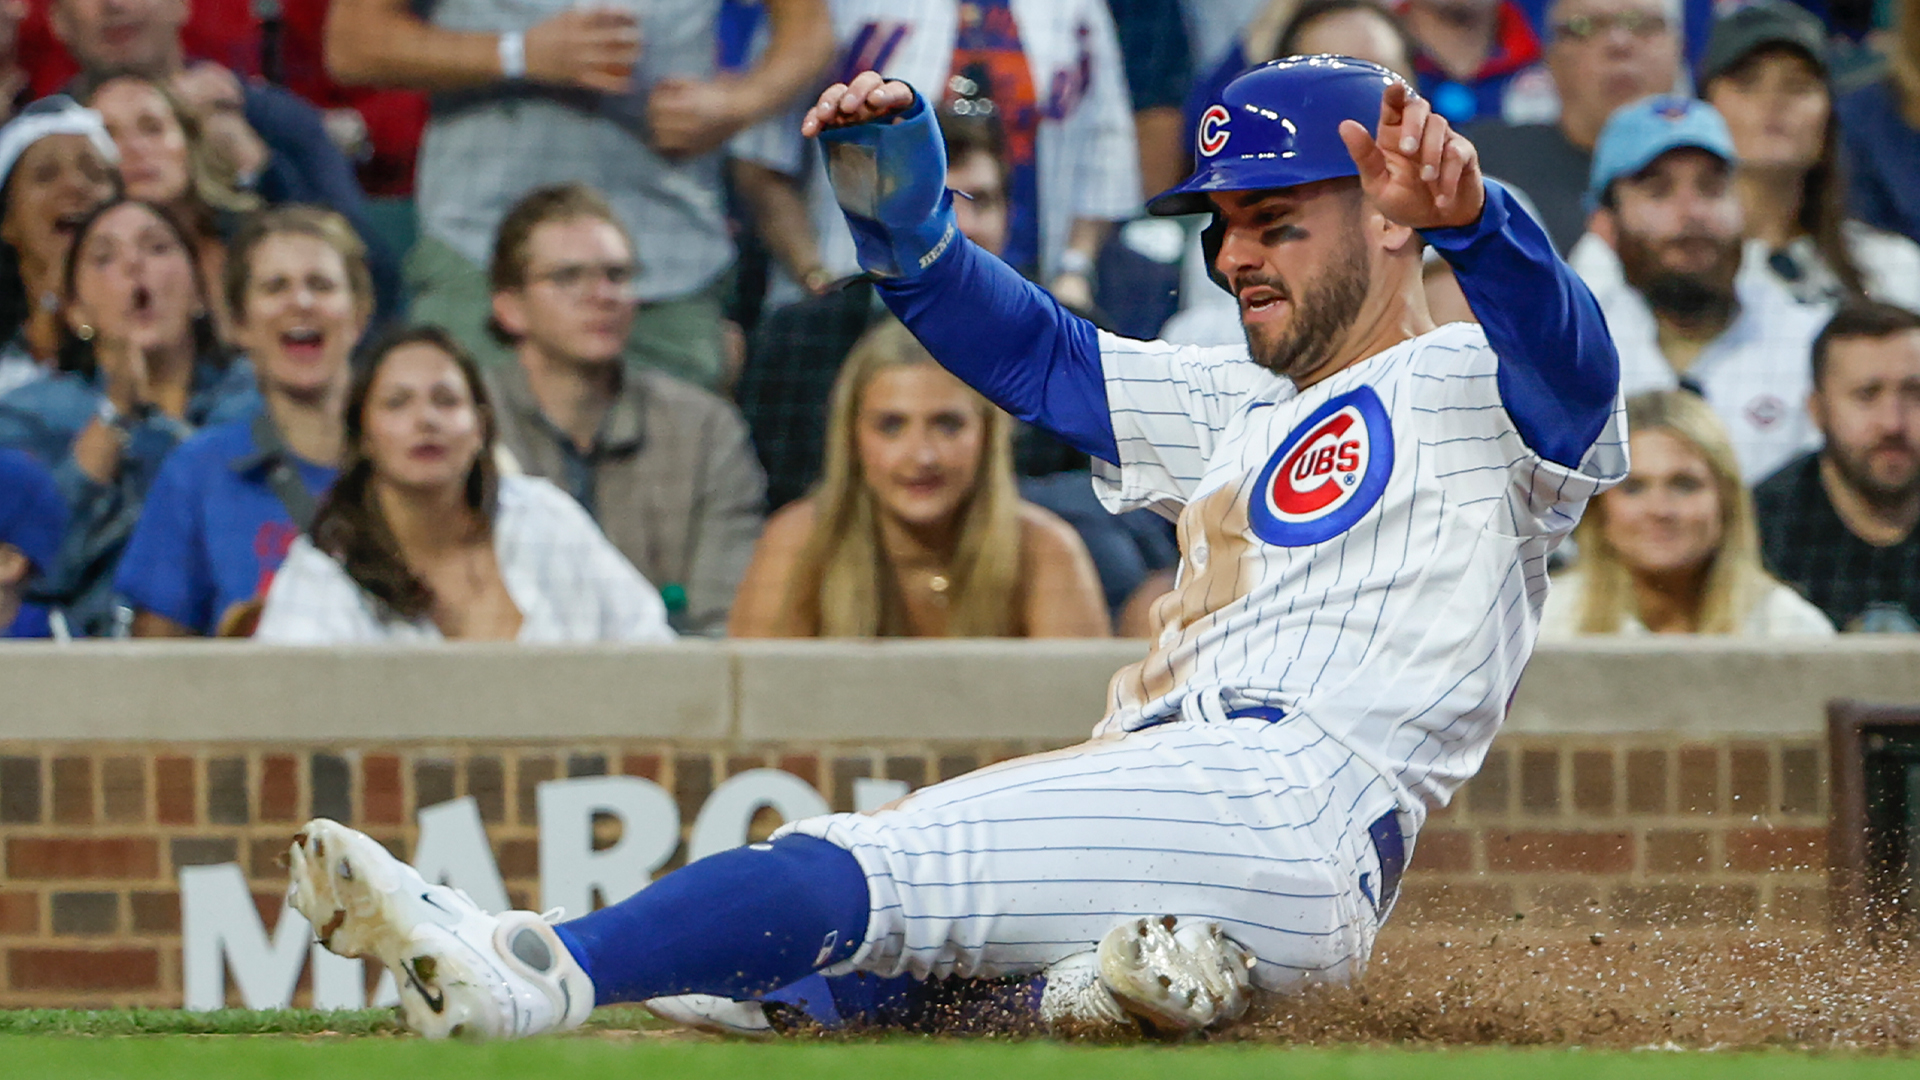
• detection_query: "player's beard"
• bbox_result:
[1614,229,1741,327]
[1238,228,1371,383]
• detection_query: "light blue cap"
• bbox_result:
[1586,95,1737,212]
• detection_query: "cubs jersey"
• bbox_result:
[873,178,1625,820]
[1086,324,1628,813]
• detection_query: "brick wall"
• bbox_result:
[0,733,1828,1007]
[1413,735,1829,930]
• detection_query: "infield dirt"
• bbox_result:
[1238,928,1920,1050]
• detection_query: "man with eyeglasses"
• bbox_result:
[1466,0,1684,252]
[484,183,766,635]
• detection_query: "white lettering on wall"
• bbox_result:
[536,775,680,920]
[178,771,860,1009]
[413,796,509,913]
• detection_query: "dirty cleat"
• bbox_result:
[287,817,594,1039]
[1094,915,1255,1034]
[644,994,775,1038]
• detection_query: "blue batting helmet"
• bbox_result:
[1147,55,1405,217]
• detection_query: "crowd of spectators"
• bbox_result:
[0,0,1914,644]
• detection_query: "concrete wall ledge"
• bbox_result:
[0,638,1915,742]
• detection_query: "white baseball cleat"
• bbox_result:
[1042,915,1255,1037]
[644,994,775,1038]
[287,817,595,1039]
[1099,915,1255,1032]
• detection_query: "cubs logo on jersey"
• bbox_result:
[1248,386,1393,546]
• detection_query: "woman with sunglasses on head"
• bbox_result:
[0,196,252,635]
[255,325,673,643]
[116,206,374,638]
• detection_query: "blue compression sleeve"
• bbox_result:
[1421,180,1620,469]
[551,834,868,1003]
[878,236,1118,464]
[817,84,1118,464]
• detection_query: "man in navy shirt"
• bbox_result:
[114,406,336,636]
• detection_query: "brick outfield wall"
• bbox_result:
[0,733,1828,1008]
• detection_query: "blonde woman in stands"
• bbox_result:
[1541,390,1834,638]
[729,318,1107,638]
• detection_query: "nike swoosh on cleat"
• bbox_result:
[404,959,447,1014]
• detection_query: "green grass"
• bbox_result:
[0,1011,1918,1080]
[1,1038,1919,1080]
[0,1006,667,1037]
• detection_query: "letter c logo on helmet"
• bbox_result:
[1197,104,1231,158]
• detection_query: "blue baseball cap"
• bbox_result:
[1586,96,1738,212]
[1147,56,1404,217]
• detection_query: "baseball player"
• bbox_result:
[284,56,1625,1040]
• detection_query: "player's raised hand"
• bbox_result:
[800,71,916,138]
[1338,81,1484,231]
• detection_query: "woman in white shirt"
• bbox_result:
[255,326,673,644]
[1542,390,1833,639]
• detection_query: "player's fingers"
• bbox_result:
[1433,138,1464,208]
[839,70,887,111]
[866,80,913,113]
[1447,132,1484,211]
[1376,79,1409,138]
[800,82,852,136]
[1418,111,1450,184]
[1394,91,1431,160]
[1339,118,1387,178]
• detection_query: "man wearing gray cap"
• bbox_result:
[1570,94,1828,482]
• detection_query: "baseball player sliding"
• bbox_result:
[284,57,1625,1040]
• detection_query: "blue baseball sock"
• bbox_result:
[551,834,869,1004]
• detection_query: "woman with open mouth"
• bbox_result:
[115,207,374,639]
[0,196,255,636]
[0,97,119,399]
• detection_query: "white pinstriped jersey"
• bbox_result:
[1089,323,1629,814]
[734,0,1140,285]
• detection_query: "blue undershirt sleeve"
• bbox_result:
[1420,180,1620,469]
[875,236,1119,465]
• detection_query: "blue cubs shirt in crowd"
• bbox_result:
[114,407,336,636]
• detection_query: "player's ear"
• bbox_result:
[1365,206,1419,255]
